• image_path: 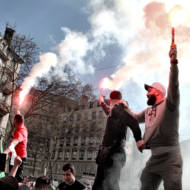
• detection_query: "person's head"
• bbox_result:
[14,114,24,128]
[144,82,165,106]
[62,163,76,185]
[23,176,29,183]
[35,176,50,190]
[109,90,122,109]
[0,176,18,190]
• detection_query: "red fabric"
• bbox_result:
[12,125,28,158]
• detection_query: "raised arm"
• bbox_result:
[99,89,110,115]
[167,46,179,109]
[3,139,19,155]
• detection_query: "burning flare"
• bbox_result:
[19,89,28,106]
[169,5,189,27]
[100,77,113,89]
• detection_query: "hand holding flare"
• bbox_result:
[171,27,176,49]
[169,27,178,64]
[99,77,112,104]
[99,88,104,105]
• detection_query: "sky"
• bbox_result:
[1,0,190,139]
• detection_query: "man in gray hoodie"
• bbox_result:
[133,45,182,190]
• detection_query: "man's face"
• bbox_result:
[63,169,75,185]
[146,87,158,105]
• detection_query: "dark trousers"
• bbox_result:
[140,151,182,190]
[92,149,126,190]
[9,158,26,182]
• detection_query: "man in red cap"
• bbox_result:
[4,113,28,182]
[133,46,182,190]
[92,90,144,190]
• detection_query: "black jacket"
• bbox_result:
[101,102,142,147]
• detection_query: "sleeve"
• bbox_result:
[166,63,179,110]
[100,102,111,116]
[13,129,24,142]
[127,108,146,123]
[124,110,142,142]
[113,104,142,142]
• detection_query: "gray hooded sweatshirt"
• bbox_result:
[134,63,179,150]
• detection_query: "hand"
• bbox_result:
[3,150,10,160]
[119,100,128,109]
[14,156,22,166]
[169,46,177,64]
[99,89,104,104]
[136,140,145,153]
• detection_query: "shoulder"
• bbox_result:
[75,180,86,189]
[112,103,125,113]
[58,182,66,189]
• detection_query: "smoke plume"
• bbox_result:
[20,0,190,187]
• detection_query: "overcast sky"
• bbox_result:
[1,0,190,141]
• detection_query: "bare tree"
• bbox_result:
[10,30,39,84]
[1,26,97,178]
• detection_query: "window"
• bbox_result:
[64,149,70,160]
[66,137,71,146]
[89,136,95,145]
[75,127,79,134]
[87,151,92,160]
[59,138,64,147]
[58,150,63,160]
[79,150,85,160]
[92,111,96,119]
[51,150,55,159]
[72,149,77,160]
[93,151,98,160]
[73,137,78,146]
[81,137,86,146]
[89,102,93,108]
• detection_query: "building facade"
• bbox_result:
[49,99,107,180]
[0,27,23,139]
[24,96,107,183]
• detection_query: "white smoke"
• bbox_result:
[20,28,96,101]
[84,0,190,189]
[20,0,190,187]
[20,52,58,104]
[85,0,190,137]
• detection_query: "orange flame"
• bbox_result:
[169,5,189,27]
[100,77,113,89]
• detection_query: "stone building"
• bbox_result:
[48,97,107,181]
[23,94,107,183]
[0,27,23,138]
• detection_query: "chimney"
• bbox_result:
[4,27,15,46]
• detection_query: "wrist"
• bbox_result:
[171,59,178,64]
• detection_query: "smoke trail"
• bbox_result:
[19,52,57,105]
[19,28,96,104]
